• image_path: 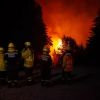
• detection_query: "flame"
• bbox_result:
[49,37,63,65]
[53,38,62,52]
[37,0,100,47]
[36,0,100,62]
[49,36,63,63]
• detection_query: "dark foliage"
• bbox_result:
[62,35,85,66]
[0,0,51,52]
[85,10,100,66]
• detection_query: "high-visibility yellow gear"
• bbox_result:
[62,53,73,72]
[0,49,6,71]
[0,47,4,52]
[22,49,34,68]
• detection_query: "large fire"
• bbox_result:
[50,37,63,56]
[51,38,62,53]
[49,37,63,65]
[36,0,100,61]
[37,0,100,46]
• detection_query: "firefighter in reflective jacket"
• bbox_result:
[21,42,34,83]
[62,41,73,80]
[0,47,6,80]
[5,43,19,86]
[40,45,52,86]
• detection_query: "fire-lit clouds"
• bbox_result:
[36,0,100,47]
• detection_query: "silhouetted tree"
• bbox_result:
[62,35,77,50]
[31,2,52,52]
[86,10,100,66]
[0,0,51,52]
[62,35,85,66]
[75,44,85,66]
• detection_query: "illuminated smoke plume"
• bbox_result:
[36,0,100,47]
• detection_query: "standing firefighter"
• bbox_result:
[40,45,52,86]
[0,47,6,80]
[5,42,19,87]
[21,42,34,84]
[62,41,73,81]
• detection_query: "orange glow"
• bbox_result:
[36,0,100,61]
[37,0,100,47]
[50,37,63,56]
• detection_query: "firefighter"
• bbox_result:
[0,47,6,81]
[5,42,19,87]
[21,42,34,84]
[40,45,52,86]
[62,41,73,81]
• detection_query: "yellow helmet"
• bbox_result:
[8,42,15,48]
[0,47,4,52]
[24,42,31,46]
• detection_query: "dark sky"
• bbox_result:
[0,0,34,33]
[0,0,36,46]
[36,0,100,46]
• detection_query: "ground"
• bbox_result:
[0,65,100,100]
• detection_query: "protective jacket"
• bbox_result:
[22,48,34,68]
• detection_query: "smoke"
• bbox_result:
[36,0,100,47]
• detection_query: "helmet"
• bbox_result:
[0,47,4,52]
[43,48,49,52]
[8,42,14,48]
[24,42,31,46]
[43,45,50,53]
[8,43,15,52]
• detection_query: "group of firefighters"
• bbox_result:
[0,40,74,87]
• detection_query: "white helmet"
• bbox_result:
[8,42,15,48]
[8,42,15,52]
[24,42,31,46]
